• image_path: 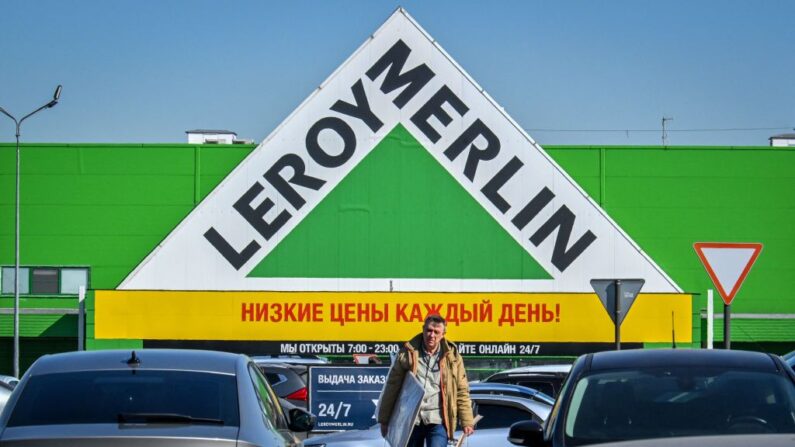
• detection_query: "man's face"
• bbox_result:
[423,322,445,353]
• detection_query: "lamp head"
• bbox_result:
[47,85,62,108]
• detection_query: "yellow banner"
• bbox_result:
[96,290,691,343]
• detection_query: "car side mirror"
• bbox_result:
[288,407,316,432]
[508,420,545,447]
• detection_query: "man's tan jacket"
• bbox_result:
[377,334,474,438]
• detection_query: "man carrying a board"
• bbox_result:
[378,314,475,447]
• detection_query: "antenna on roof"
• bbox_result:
[126,350,141,366]
[671,311,677,349]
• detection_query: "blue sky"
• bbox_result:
[1,0,793,146]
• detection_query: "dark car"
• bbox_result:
[484,364,571,398]
[253,355,329,408]
[586,433,795,447]
[0,349,315,446]
[508,349,795,447]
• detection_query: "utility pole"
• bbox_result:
[662,116,673,146]
[0,85,62,378]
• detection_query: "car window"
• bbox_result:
[515,380,556,397]
[248,364,289,430]
[475,403,538,428]
[564,368,795,444]
[265,372,288,387]
[7,370,239,427]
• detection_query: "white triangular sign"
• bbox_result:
[119,8,681,294]
[694,242,762,305]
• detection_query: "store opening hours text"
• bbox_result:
[278,341,544,356]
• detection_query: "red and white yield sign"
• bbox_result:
[693,242,763,305]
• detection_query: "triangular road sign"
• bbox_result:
[590,279,645,325]
[119,8,681,294]
[693,242,762,305]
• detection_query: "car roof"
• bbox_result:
[588,348,779,372]
[470,382,539,394]
[492,363,572,375]
[28,349,245,375]
[256,362,297,369]
[251,355,329,365]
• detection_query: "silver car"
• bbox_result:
[0,382,13,414]
[0,349,315,446]
[0,375,19,389]
[253,355,330,408]
[303,392,551,447]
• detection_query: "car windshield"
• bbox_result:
[7,370,239,427]
[564,367,795,445]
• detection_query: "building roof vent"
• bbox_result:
[769,133,795,147]
[186,129,251,145]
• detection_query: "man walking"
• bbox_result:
[378,314,475,447]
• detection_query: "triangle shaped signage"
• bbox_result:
[247,124,551,280]
[119,8,680,294]
[694,242,762,305]
[590,279,645,326]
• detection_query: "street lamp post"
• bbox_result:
[0,85,61,378]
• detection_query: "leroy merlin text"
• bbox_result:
[205,39,596,272]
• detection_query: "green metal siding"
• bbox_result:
[545,145,795,317]
[0,143,251,290]
[1,142,794,363]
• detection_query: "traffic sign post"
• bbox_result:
[693,242,762,350]
[590,279,645,350]
[724,304,731,350]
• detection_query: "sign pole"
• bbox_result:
[591,279,644,353]
[78,286,85,351]
[614,280,621,351]
[693,242,762,351]
[724,303,731,350]
[706,289,713,349]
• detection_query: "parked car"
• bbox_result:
[583,433,795,447]
[304,392,552,447]
[0,349,315,446]
[782,350,795,370]
[0,375,19,389]
[508,349,795,447]
[253,355,329,408]
[252,355,330,366]
[470,382,555,406]
[0,381,13,414]
[470,392,551,427]
[484,364,571,398]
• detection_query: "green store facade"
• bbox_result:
[2,140,794,375]
[1,10,794,375]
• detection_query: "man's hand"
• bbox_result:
[380,423,388,437]
[463,426,475,436]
